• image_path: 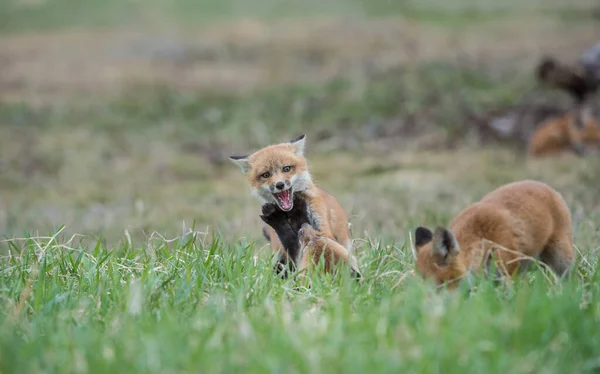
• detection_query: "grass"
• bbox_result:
[0,64,511,241]
[1,0,597,33]
[0,63,596,244]
[1,0,600,372]
[1,225,600,373]
[1,149,599,373]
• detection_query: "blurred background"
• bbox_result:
[0,0,599,248]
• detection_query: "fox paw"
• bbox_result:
[261,203,278,217]
[260,203,287,226]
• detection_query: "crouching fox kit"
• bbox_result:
[230,135,352,272]
[414,180,574,289]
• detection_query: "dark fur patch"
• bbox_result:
[536,56,556,81]
[431,227,459,266]
[261,194,310,266]
[415,227,433,247]
[290,134,306,143]
[440,229,455,252]
[229,155,248,160]
[536,56,597,103]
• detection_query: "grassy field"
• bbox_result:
[1,0,600,372]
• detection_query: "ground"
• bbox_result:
[1,0,600,373]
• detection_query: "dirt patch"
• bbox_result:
[0,17,598,102]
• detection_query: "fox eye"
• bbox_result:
[282,166,292,173]
[261,171,270,179]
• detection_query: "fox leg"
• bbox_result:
[336,229,352,252]
[294,247,312,288]
[303,193,351,250]
[306,203,336,241]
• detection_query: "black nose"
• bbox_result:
[275,182,285,190]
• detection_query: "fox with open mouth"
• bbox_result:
[230,135,352,274]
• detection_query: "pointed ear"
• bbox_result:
[415,227,433,248]
[431,227,460,266]
[290,135,306,156]
[229,155,250,174]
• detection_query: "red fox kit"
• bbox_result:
[528,105,600,157]
[230,135,351,271]
[414,180,574,289]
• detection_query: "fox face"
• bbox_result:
[230,135,312,211]
[414,226,467,289]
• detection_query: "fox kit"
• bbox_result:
[297,223,361,280]
[414,180,574,289]
[528,105,600,157]
[230,135,351,268]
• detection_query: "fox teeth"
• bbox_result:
[273,190,292,211]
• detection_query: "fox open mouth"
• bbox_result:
[273,189,293,211]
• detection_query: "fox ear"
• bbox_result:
[229,155,250,174]
[415,227,433,248]
[290,135,306,156]
[431,227,460,266]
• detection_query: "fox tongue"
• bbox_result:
[275,190,292,211]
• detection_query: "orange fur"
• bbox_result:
[297,223,360,279]
[528,106,600,157]
[414,180,574,289]
[230,135,351,261]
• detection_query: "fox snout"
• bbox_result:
[271,180,291,193]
